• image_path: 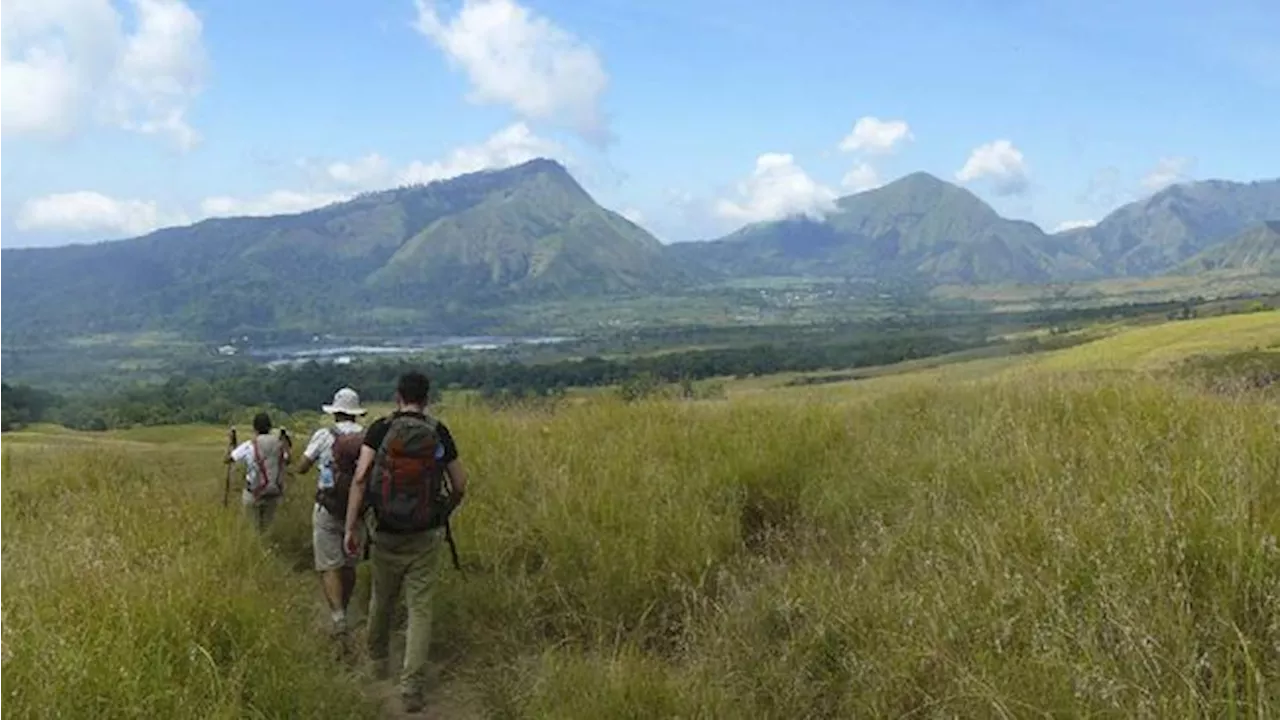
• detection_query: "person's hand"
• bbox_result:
[344,528,359,557]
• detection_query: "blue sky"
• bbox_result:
[3,0,1278,248]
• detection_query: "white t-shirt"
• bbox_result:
[304,420,364,493]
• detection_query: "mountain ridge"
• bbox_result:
[1174,221,1280,275]
[3,159,1277,344]
[0,159,695,342]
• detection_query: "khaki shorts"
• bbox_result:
[313,503,366,571]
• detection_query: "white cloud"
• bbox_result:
[1141,156,1195,192]
[413,0,610,146]
[16,190,189,236]
[396,121,563,185]
[1052,219,1095,233]
[714,153,838,224]
[955,139,1030,196]
[620,208,645,224]
[108,0,206,150]
[841,162,881,192]
[199,191,349,219]
[326,153,392,187]
[838,116,913,155]
[1,0,206,149]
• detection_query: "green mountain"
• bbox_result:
[669,172,1098,285]
[1055,178,1280,276]
[1174,221,1280,275]
[0,159,694,342]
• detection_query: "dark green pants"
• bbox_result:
[366,526,446,701]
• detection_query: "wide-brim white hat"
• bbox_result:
[322,387,367,416]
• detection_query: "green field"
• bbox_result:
[4,312,1280,718]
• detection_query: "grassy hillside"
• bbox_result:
[1026,309,1280,372]
[4,315,1280,718]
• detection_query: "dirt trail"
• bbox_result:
[297,560,482,718]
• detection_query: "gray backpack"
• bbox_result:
[247,434,286,499]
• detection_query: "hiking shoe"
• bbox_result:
[401,692,425,714]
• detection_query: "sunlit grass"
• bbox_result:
[1027,310,1280,372]
[4,338,1280,717]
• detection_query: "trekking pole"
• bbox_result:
[223,427,237,507]
[444,520,463,575]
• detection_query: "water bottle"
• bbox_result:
[318,457,335,489]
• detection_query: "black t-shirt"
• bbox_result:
[362,410,459,465]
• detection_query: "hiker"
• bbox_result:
[226,412,288,533]
[293,387,369,638]
[343,371,469,713]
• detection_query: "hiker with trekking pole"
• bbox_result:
[225,412,289,533]
[291,387,371,640]
[342,371,469,713]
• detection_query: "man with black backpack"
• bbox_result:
[343,371,468,713]
[294,387,369,639]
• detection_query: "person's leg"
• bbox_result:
[313,505,349,632]
[241,493,260,529]
[259,496,280,532]
[399,527,445,710]
[366,532,407,680]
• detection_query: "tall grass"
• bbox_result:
[1,444,381,718]
[4,372,1279,717]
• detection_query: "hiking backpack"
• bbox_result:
[367,414,452,533]
[316,428,365,518]
[248,434,286,500]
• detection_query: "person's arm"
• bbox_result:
[436,422,467,507]
[295,430,327,475]
[343,444,376,554]
[445,459,469,506]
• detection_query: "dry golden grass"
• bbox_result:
[4,321,1280,717]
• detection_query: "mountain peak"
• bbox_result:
[493,157,575,183]
[894,171,952,188]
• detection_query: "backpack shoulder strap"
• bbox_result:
[250,436,273,497]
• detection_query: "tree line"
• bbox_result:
[0,384,62,432]
[3,329,993,431]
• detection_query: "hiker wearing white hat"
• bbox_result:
[321,387,367,417]
[294,387,370,643]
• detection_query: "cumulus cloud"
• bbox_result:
[619,208,645,224]
[396,122,563,185]
[16,190,190,236]
[841,162,881,192]
[955,139,1030,196]
[714,153,837,224]
[413,0,610,146]
[834,116,909,197]
[1141,156,1195,192]
[1052,219,1095,233]
[838,116,913,155]
[1,0,207,149]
